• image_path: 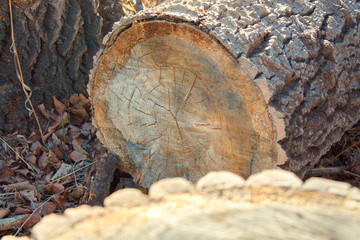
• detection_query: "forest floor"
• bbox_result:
[0,95,359,237]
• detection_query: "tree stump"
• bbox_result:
[89,0,360,187]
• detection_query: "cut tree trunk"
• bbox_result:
[0,0,124,134]
[20,170,360,240]
[89,0,360,187]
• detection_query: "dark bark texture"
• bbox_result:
[95,0,360,177]
[0,0,123,134]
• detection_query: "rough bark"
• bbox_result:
[0,0,124,135]
[4,170,360,240]
[89,0,360,186]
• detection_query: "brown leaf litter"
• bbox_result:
[0,94,116,237]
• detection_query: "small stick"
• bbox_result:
[331,141,360,162]
[344,171,360,178]
[306,167,360,178]
[0,137,37,172]
[306,166,345,177]
[14,186,75,236]
[50,162,94,183]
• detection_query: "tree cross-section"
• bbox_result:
[89,0,359,187]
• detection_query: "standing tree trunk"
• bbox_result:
[0,0,124,134]
[89,0,360,187]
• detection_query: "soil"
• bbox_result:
[0,94,358,237]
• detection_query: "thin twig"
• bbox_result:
[14,186,75,236]
[331,141,360,161]
[307,167,360,178]
[344,171,360,178]
[8,0,45,144]
[306,166,345,177]
[0,136,37,172]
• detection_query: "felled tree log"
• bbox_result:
[0,0,124,134]
[89,0,360,187]
[4,170,360,240]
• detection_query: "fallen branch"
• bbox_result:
[0,214,29,231]
[306,167,360,179]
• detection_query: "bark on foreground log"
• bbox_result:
[4,170,360,240]
[89,0,360,187]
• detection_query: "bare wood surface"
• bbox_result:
[91,21,276,187]
[5,170,360,240]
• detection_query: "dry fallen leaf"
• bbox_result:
[13,206,32,215]
[69,151,87,162]
[43,132,52,143]
[16,135,32,144]
[72,139,88,155]
[80,122,95,137]
[19,190,37,202]
[50,182,65,193]
[27,132,40,142]
[51,194,65,211]
[38,202,57,215]
[76,138,84,145]
[71,107,89,120]
[68,125,81,139]
[51,163,72,181]
[1,94,110,236]
[69,94,87,105]
[0,208,10,219]
[38,151,49,170]
[25,154,37,165]
[47,112,69,135]
[23,211,41,230]
[53,96,66,115]
[50,145,63,159]
[69,185,85,200]
[51,133,61,146]
[3,181,33,191]
[0,167,15,178]
[38,103,50,119]
[48,149,60,165]
[30,141,43,156]
[14,147,21,161]
[58,141,69,152]
[14,168,30,177]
